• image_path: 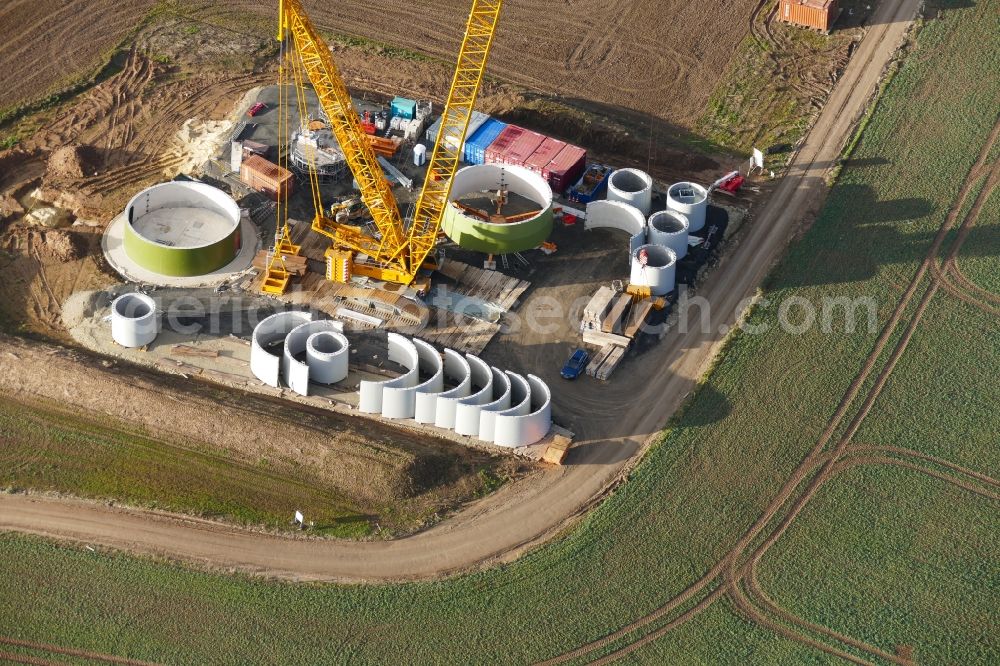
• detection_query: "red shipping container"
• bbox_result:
[524,137,566,174]
[484,125,524,165]
[504,128,545,166]
[545,144,587,193]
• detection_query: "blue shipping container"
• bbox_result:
[568,164,613,204]
[391,97,417,120]
[464,118,507,165]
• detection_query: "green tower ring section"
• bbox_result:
[442,164,554,255]
[123,182,242,278]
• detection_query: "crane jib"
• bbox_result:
[274,0,503,286]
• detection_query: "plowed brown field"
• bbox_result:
[1,0,757,126]
[287,0,758,124]
[0,0,157,111]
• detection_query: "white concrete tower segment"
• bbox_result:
[647,210,690,260]
[434,349,473,430]
[667,181,708,232]
[305,331,350,386]
[358,333,420,416]
[630,244,677,296]
[607,168,653,216]
[585,199,647,252]
[454,354,494,437]
[110,293,158,348]
[282,320,346,396]
[412,338,445,424]
[477,368,512,442]
[494,374,552,448]
[251,311,313,388]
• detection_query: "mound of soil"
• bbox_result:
[43,229,82,261]
[47,145,102,180]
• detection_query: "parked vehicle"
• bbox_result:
[247,102,267,117]
[561,348,590,380]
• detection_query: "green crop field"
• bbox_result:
[0,396,373,537]
[757,465,999,664]
[1,0,998,663]
[954,187,1000,296]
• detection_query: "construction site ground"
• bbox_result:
[0,0,900,556]
[2,0,998,664]
[0,0,927,580]
[63,287,562,461]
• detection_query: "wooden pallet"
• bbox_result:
[441,260,531,312]
[601,294,633,334]
[583,328,631,349]
[623,300,654,339]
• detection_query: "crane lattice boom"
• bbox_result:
[280,0,407,271]
[408,0,502,275]
[269,0,503,287]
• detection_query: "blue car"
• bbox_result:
[561,348,590,380]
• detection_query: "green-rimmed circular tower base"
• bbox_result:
[442,164,554,255]
[123,182,242,278]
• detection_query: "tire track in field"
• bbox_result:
[748,0,774,48]
[0,637,160,665]
[103,47,152,165]
[730,450,998,665]
[69,70,269,194]
[539,3,985,661]
[736,447,998,666]
[930,139,1000,314]
[848,445,1000,491]
[0,652,61,666]
[720,118,1000,664]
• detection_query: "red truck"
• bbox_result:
[247,102,267,117]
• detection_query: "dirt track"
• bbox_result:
[0,0,922,582]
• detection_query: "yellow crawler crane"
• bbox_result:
[262,0,502,293]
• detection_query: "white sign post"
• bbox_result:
[748,147,765,176]
[747,148,765,176]
[294,510,304,526]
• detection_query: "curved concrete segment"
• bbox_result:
[110,293,158,348]
[494,374,552,448]
[631,244,677,296]
[251,325,553,445]
[434,349,473,429]
[442,163,554,254]
[607,168,653,216]
[251,311,313,388]
[478,368,512,441]
[360,333,420,417]
[454,354,494,437]
[412,338,445,424]
[123,181,242,277]
[306,331,350,386]
[667,181,708,232]
[648,210,690,260]
[585,199,648,253]
[282,320,346,396]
